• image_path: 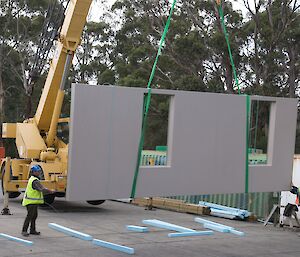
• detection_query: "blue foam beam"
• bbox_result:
[230,229,245,236]
[142,219,195,232]
[126,225,149,232]
[168,231,214,238]
[48,223,93,241]
[194,217,234,230]
[198,201,250,218]
[0,233,33,246]
[210,209,238,219]
[203,223,230,233]
[92,239,134,255]
[194,217,245,236]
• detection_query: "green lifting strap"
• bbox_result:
[130,0,177,198]
[217,3,240,94]
[217,1,249,192]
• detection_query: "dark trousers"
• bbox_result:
[22,204,38,232]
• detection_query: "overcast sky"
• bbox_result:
[88,0,251,22]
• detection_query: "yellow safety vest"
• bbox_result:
[22,176,44,206]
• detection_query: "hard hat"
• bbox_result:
[31,165,42,173]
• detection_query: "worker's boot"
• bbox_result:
[30,231,41,235]
[21,231,30,237]
[30,223,40,235]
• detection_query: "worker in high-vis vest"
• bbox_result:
[21,165,55,237]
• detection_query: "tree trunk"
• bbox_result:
[253,17,261,86]
[224,54,233,93]
[21,61,33,118]
[287,45,296,98]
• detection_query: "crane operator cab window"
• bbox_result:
[57,121,69,144]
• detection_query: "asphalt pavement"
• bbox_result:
[0,193,300,257]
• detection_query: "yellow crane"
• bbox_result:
[0,0,100,214]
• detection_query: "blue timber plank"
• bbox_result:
[126,225,149,232]
[0,233,33,246]
[48,223,93,241]
[168,231,214,238]
[142,219,195,232]
[92,239,135,255]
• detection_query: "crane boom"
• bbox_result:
[34,0,93,131]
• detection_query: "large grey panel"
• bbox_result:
[67,85,297,201]
[67,85,144,200]
[249,96,298,192]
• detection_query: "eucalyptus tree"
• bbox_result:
[73,21,115,85]
[241,0,299,97]
[0,0,66,122]
[111,0,244,93]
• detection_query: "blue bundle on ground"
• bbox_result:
[198,201,251,220]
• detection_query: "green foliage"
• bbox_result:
[144,94,170,149]
[173,75,206,92]
[73,21,115,84]
[241,0,299,94]
[0,0,52,151]
[98,69,115,85]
